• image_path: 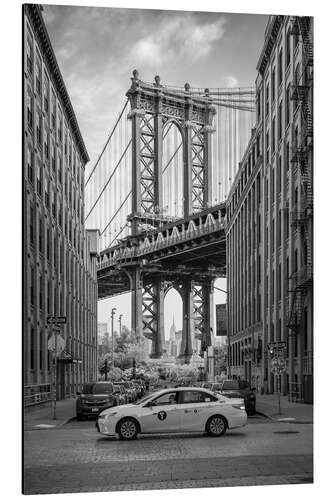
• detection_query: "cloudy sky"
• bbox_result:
[41,4,268,335]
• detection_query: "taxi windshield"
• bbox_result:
[135,394,153,405]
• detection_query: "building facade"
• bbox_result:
[226,16,313,402]
[23,5,99,402]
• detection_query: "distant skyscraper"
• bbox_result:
[169,316,176,342]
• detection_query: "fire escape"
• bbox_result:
[287,17,313,384]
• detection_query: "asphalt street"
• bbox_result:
[23,414,313,494]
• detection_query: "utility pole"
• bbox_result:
[110,307,116,378]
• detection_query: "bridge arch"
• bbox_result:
[162,120,184,219]
[163,285,183,359]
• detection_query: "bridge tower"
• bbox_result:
[126,70,216,361]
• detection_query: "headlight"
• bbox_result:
[99,411,117,420]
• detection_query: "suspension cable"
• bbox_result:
[100,191,132,236]
[85,139,132,222]
[85,99,129,187]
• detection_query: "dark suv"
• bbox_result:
[219,379,256,415]
[76,382,118,420]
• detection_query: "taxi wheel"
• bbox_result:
[118,417,139,440]
[206,415,227,437]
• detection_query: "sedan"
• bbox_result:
[76,382,118,420]
[219,380,256,415]
[97,387,247,440]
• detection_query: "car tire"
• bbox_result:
[77,414,85,421]
[206,415,228,437]
[117,417,139,440]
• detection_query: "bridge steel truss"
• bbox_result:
[98,71,226,361]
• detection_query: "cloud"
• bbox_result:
[130,14,226,67]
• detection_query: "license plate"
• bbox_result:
[91,407,99,412]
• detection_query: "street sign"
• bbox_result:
[47,316,67,325]
[48,333,66,354]
[270,357,287,374]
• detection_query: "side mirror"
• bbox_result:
[145,400,154,408]
[251,388,256,392]
[76,391,81,396]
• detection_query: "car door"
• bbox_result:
[140,391,181,434]
[179,390,218,432]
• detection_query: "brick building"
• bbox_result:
[23,5,99,402]
[226,16,313,401]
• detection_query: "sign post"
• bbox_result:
[47,317,66,419]
[268,342,287,416]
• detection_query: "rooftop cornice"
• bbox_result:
[256,15,285,76]
[25,4,89,165]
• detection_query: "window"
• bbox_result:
[51,91,56,129]
[29,203,34,245]
[271,67,276,102]
[54,236,57,268]
[271,270,275,303]
[47,228,50,261]
[44,123,49,160]
[27,146,33,182]
[285,203,290,239]
[180,391,217,404]
[266,131,269,164]
[265,83,269,116]
[151,392,178,406]
[286,141,290,171]
[286,30,291,67]
[44,178,49,208]
[51,193,56,218]
[294,248,298,273]
[277,156,281,193]
[58,206,62,228]
[47,280,51,313]
[43,71,49,112]
[51,142,56,172]
[35,52,42,95]
[58,153,62,184]
[39,275,43,310]
[39,329,43,370]
[278,101,282,141]
[278,49,283,86]
[30,265,34,306]
[27,92,33,129]
[57,106,62,142]
[257,90,261,119]
[36,110,42,147]
[36,162,42,196]
[26,27,33,74]
[277,210,281,247]
[286,86,290,126]
[272,117,276,152]
[39,216,43,252]
[30,326,35,370]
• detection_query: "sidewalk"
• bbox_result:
[24,398,76,430]
[256,394,313,423]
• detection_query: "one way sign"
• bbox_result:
[47,316,67,325]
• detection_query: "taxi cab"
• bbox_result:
[96,387,247,440]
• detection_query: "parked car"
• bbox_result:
[113,383,128,405]
[132,380,145,398]
[76,382,118,420]
[97,387,247,440]
[118,381,135,403]
[219,379,256,415]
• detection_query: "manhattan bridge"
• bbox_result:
[85,70,255,362]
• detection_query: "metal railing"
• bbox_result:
[97,219,225,271]
[24,383,52,407]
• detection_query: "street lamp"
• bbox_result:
[118,314,123,337]
[110,307,117,377]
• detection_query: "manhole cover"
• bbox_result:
[273,430,299,434]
